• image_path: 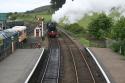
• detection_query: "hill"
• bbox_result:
[8,5,52,22]
[26,5,51,13]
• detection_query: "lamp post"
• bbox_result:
[11,36,14,53]
[41,17,44,40]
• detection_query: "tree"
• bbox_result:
[9,13,17,21]
[111,17,125,41]
[110,17,125,55]
[88,13,112,39]
[51,0,66,11]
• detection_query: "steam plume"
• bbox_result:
[52,0,125,24]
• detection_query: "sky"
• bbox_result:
[0,0,51,13]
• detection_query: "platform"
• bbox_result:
[0,48,44,83]
[90,47,125,83]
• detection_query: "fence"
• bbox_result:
[0,42,18,61]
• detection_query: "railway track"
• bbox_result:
[25,28,109,83]
[59,30,107,83]
[41,38,60,83]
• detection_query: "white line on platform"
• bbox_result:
[24,48,44,83]
[86,48,111,83]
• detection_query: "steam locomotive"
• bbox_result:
[47,22,58,38]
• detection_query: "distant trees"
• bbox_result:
[110,17,125,55]
[111,17,125,41]
[88,13,112,39]
[8,12,18,21]
[51,0,66,11]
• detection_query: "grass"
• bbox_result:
[79,37,90,47]
[11,11,52,22]
[78,13,99,28]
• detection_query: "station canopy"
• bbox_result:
[0,13,8,21]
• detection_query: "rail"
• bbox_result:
[58,28,111,83]
[41,38,60,83]
[62,32,96,83]
[69,47,79,83]
[86,48,111,83]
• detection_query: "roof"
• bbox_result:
[12,26,27,31]
[4,29,18,37]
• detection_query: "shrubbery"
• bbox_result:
[110,17,125,56]
[88,13,112,39]
[65,23,85,34]
[62,13,125,56]
[111,41,121,52]
[111,41,125,56]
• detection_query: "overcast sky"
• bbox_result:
[0,0,51,13]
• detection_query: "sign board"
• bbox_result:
[0,13,8,21]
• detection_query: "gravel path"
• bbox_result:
[90,47,125,83]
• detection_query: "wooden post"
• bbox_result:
[11,36,14,53]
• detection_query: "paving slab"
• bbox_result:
[0,49,44,83]
[90,47,125,83]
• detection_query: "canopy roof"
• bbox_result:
[12,26,27,31]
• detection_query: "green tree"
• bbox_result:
[111,17,125,55]
[9,15,17,20]
[111,17,125,41]
[88,13,112,39]
[51,0,66,11]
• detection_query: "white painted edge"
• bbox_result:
[86,48,111,83]
[24,48,45,83]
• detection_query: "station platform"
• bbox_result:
[0,48,44,83]
[90,47,125,83]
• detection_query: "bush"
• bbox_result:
[110,17,125,56]
[79,38,90,47]
[111,17,125,41]
[110,42,120,52]
[66,23,85,34]
[111,40,125,56]
[88,13,112,39]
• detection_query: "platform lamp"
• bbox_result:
[41,17,44,40]
[11,36,14,53]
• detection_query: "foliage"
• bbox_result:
[51,0,66,11]
[65,23,85,34]
[88,13,112,39]
[78,13,99,28]
[9,12,52,22]
[110,41,121,52]
[111,40,125,56]
[79,38,90,47]
[111,17,125,41]
[25,5,51,13]
[110,17,125,56]
[9,14,17,20]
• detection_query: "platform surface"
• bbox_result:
[90,47,125,83]
[0,49,43,83]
